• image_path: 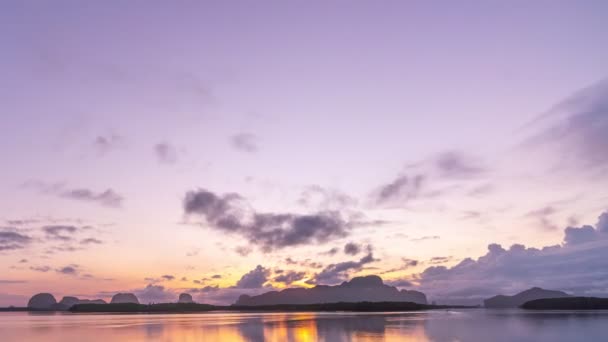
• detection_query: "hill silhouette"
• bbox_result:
[484,287,571,308]
[522,297,608,310]
[235,275,427,306]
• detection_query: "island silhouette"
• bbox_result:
[4,274,604,313]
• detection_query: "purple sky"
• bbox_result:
[1,1,608,306]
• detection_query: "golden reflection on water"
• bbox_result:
[0,311,433,342]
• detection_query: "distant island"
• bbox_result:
[236,275,428,305]
[484,287,571,308]
[6,275,607,313]
[522,297,608,310]
[69,301,471,313]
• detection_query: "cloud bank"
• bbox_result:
[416,210,608,305]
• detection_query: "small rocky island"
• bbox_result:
[26,293,107,311]
[484,287,571,308]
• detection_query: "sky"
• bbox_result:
[1,1,608,306]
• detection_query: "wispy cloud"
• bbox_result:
[0,229,32,251]
[23,181,124,208]
[230,132,258,153]
[154,142,179,164]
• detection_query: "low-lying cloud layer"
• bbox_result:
[416,210,608,305]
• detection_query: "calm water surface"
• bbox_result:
[1,309,607,341]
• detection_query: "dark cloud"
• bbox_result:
[376,174,425,204]
[230,132,258,153]
[154,142,178,164]
[321,247,339,256]
[42,225,78,241]
[24,181,123,208]
[235,265,270,289]
[183,189,350,251]
[314,246,378,284]
[526,79,608,171]
[212,274,222,279]
[30,265,51,272]
[343,242,361,256]
[416,210,608,304]
[161,275,175,281]
[80,238,103,245]
[56,265,79,275]
[93,134,125,156]
[0,229,32,251]
[428,256,452,265]
[274,270,307,285]
[19,259,28,263]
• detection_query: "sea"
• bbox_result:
[1,309,607,341]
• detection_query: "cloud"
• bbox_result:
[524,206,559,231]
[230,132,258,153]
[80,238,103,245]
[416,210,608,304]
[274,270,307,285]
[61,188,123,208]
[24,181,124,208]
[284,257,324,269]
[435,151,485,179]
[526,78,608,171]
[343,242,361,256]
[385,279,413,288]
[410,235,440,242]
[42,225,78,241]
[0,229,32,251]
[161,275,175,281]
[212,274,222,279]
[30,265,51,272]
[428,256,452,264]
[375,174,425,204]
[381,257,419,274]
[321,247,339,256]
[297,185,358,211]
[56,265,79,275]
[373,150,485,206]
[93,134,125,156]
[235,246,252,257]
[154,142,178,164]
[314,246,378,284]
[234,265,270,289]
[183,188,350,251]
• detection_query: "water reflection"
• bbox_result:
[1,309,607,341]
